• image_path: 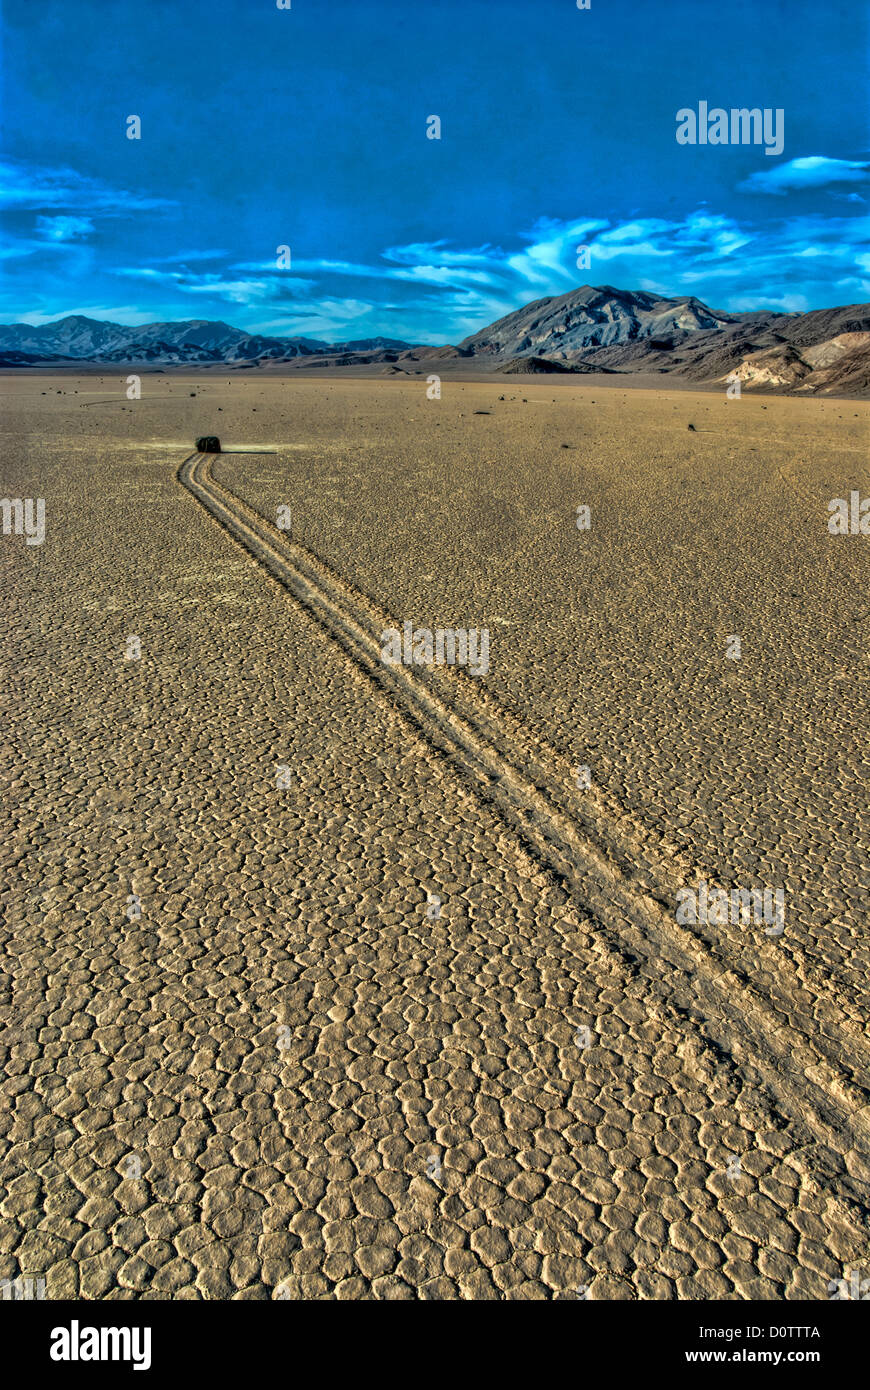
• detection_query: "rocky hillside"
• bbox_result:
[459,285,734,356]
[457,286,870,393]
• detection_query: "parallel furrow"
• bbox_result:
[178,451,870,1216]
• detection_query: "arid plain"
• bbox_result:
[1,373,868,1300]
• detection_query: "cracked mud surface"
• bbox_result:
[1,375,868,1299]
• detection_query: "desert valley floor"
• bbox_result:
[1,373,868,1299]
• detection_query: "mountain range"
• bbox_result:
[0,316,409,365]
[3,287,869,393]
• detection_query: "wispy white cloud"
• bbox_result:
[506,218,610,290]
[234,252,503,291]
[150,249,229,265]
[1,237,89,261]
[0,158,176,213]
[234,256,396,280]
[35,214,94,241]
[113,265,317,303]
[739,155,870,196]
[258,298,374,337]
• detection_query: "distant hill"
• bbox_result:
[0,316,413,366]
[2,292,869,392]
[458,285,870,394]
[459,284,733,356]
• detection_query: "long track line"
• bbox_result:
[178,450,869,1218]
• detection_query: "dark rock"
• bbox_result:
[500,355,581,374]
[195,436,221,453]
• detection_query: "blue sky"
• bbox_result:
[2,0,868,341]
